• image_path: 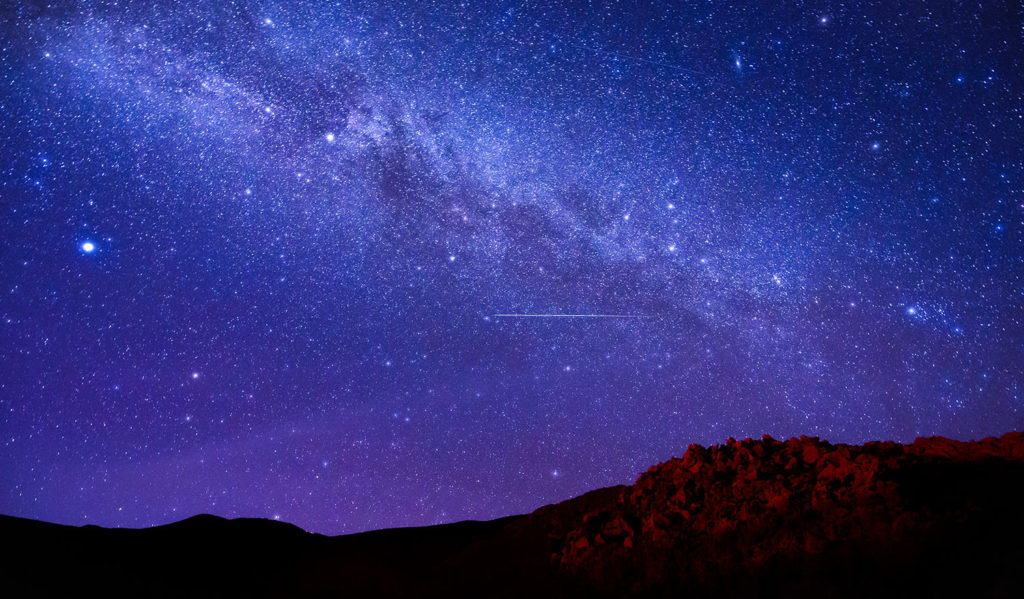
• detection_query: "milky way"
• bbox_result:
[2,1,1022,534]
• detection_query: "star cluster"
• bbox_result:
[1,1,1022,534]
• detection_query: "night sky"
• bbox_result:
[2,1,1022,535]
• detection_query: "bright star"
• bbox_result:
[325,132,336,143]
[80,241,96,253]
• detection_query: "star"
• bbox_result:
[80,241,96,253]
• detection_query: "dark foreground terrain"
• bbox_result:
[3,432,1023,597]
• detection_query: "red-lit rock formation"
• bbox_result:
[551,432,1024,596]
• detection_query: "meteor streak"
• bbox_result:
[492,314,649,319]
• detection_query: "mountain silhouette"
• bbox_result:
[3,432,1022,597]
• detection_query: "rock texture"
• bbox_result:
[549,432,1024,596]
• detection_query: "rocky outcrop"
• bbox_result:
[553,432,1024,595]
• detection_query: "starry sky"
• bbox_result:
[1,0,1022,534]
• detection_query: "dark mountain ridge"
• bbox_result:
[4,432,1023,597]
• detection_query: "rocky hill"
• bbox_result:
[548,432,1024,596]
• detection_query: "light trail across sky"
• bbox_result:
[492,314,650,319]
